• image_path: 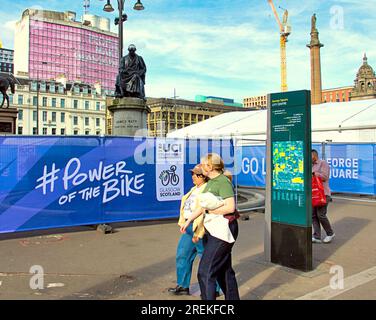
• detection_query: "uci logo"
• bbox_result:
[159,165,180,186]
[158,143,181,154]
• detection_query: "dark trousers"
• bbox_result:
[198,220,240,300]
[312,196,334,239]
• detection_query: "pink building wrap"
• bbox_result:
[29,18,118,92]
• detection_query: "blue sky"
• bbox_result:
[1,0,375,102]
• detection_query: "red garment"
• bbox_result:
[224,210,240,222]
[312,176,327,207]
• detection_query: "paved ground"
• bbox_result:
[0,197,375,300]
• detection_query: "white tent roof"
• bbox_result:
[167,99,376,143]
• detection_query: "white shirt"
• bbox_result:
[183,184,205,220]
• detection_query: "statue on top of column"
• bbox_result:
[311,13,317,32]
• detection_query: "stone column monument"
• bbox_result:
[108,97,150,136]
[107,44,150,136]
[307,14,324,105]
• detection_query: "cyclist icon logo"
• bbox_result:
[159,165,180,186]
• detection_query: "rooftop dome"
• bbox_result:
[357,53,375,78]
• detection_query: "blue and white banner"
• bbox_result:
[0,136,235,234]
[324,144,375,195]
[236,143,376,195]
[236,145,266,187]
[3,136,373,234]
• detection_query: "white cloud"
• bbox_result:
[120,5,376,100]
[1,1,375,102]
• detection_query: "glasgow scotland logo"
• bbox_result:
[159,165,180,186]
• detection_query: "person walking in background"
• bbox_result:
[312,149,335,244]
[181,153,240,300]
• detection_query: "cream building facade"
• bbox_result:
[12,77,106,135]
[145,98,246,137]
[243,95,267,109]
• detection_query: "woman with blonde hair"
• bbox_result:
[181,153,240,300]
[169,164,220,296]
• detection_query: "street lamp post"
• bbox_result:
[35,61,48,135]
[101,0,144,66]
[96,1,145,234]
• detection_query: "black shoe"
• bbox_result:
[168,286,189,295]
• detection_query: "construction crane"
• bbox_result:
[267,0,291,92]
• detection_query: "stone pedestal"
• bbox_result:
[107,97,150,136]
[0,107,18,134]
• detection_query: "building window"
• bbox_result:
[42,97,47,107]
[33,127,37,135]
[85,117,89,126]
[51,128,56,135]
[33,111,37,121]
[43,111,47,122]
[18,95,23,105]
[85,101,90,110]
[96,118,100,126]
[31,82,37,91]
[52,98,57,107]
[40,82,46,92]
[73,100,78,109]
[9,94,13,104]
[61,99,65,108]
[61,112,65,123]
[18,126,23,135]
[85,130,90,135]
[18,109,23,120]
[42,128,47,135]
[73,116,78,126]
[51,112,56,122]
[33,96,38,106]
[96,102,100,111]
[74,130,78,135]
[61,128,65,135]
[96,130,100,135]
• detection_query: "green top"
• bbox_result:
[203,174,234,199]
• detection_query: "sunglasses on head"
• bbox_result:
[191,172,204,177]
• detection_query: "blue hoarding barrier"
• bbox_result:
[1,136,374,234]
[0,136,235,234]
[236,143,376,196]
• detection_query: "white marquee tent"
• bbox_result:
[167,99,376,143]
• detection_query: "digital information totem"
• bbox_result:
[265,90,312,272]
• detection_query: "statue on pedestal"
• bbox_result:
[115,44,147,100]
[0,76,15,108]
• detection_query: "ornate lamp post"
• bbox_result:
[100,0,144,66]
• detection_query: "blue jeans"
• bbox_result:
[198,219,240,300]
[176,223,205,288]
